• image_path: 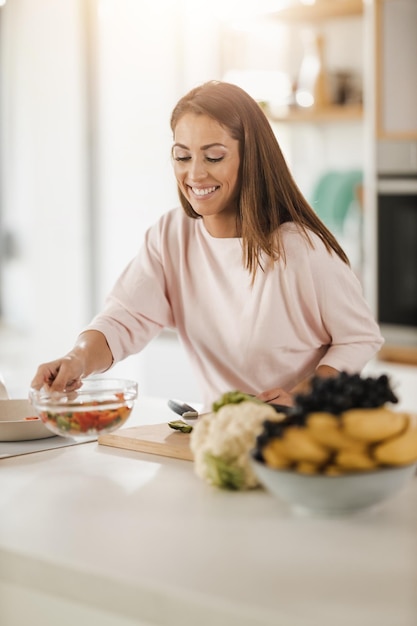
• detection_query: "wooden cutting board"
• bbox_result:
[98,422,193,461]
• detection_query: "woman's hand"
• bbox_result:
[290,365,340,397]
[256,388,294,407]
[30,330,113,392]
[30,354,86,392]
[257,366,341,408]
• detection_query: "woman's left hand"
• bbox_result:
[257,366,340,408]
[256,387,294,407]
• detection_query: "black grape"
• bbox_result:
[254,371,399,458]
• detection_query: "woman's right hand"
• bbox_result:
[30,353,86,392]
[30,330,114,393]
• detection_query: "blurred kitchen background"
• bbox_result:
[0,0,416,405]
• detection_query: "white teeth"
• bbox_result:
[192,186,217,196]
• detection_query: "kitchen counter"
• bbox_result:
[1,396,417,626]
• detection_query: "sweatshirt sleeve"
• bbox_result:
[86,223,175,364]
[303,238,384,373]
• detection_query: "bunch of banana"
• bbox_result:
[260,407,417,475]
[254,373,417,475]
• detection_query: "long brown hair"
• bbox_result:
[170,81,349,278]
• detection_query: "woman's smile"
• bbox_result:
[189,185,220,198]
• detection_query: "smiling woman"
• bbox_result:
[172,114,241,237]
[31,81,383,412]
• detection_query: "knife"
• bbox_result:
[167,398,292,419]
[167,399,199,420]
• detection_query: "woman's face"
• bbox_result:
[172,113,240,237]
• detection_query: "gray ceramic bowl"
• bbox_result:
[0,399,56,441]
[251,455,417,517]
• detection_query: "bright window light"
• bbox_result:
[195,0,293,21]
[223,69,292,105]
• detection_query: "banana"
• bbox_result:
[374,427,417,466]
[336,449,378,471]
[296,461,320,475]
[262,439,291,469]
[342,407,408,443]
[282,427,329,464]
[307,412,366,451]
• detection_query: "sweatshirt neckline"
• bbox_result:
[197,218,242,243]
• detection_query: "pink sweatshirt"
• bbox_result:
[87,208,384,408]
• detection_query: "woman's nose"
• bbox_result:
[188,158,207,180]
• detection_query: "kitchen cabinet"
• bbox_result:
[264,0,364,123]
[375,0,417,139]
[267,102,363,124]
[269,0,363,21]
[220,1,366,190]
[220,1,364,121]
[370,1,417,359]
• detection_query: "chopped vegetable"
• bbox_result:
[40,402,132,436]
[168,420,193,433]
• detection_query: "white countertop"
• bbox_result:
[1,396,417,626]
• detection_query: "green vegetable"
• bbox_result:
[168,420,193,433]
[55,414,72,431]
[212,390,262,412]
[204,452,245,490]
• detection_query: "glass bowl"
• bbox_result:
[250,454,417,517]
[29,377,138,440]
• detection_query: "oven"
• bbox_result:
[376,141,417,347]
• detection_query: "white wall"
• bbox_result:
[94,0,223,304]
[94,0,180,303]
[0,0,90,368]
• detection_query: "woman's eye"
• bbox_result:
[173,154,224,163]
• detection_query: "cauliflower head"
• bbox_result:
[190,400,280,490]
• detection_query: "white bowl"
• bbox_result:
[0,399,56,441]
[251,455,417,517]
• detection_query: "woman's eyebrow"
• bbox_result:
[172,142,227,150]
[201,143,227,150]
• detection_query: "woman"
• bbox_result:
[31,81,383,408]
